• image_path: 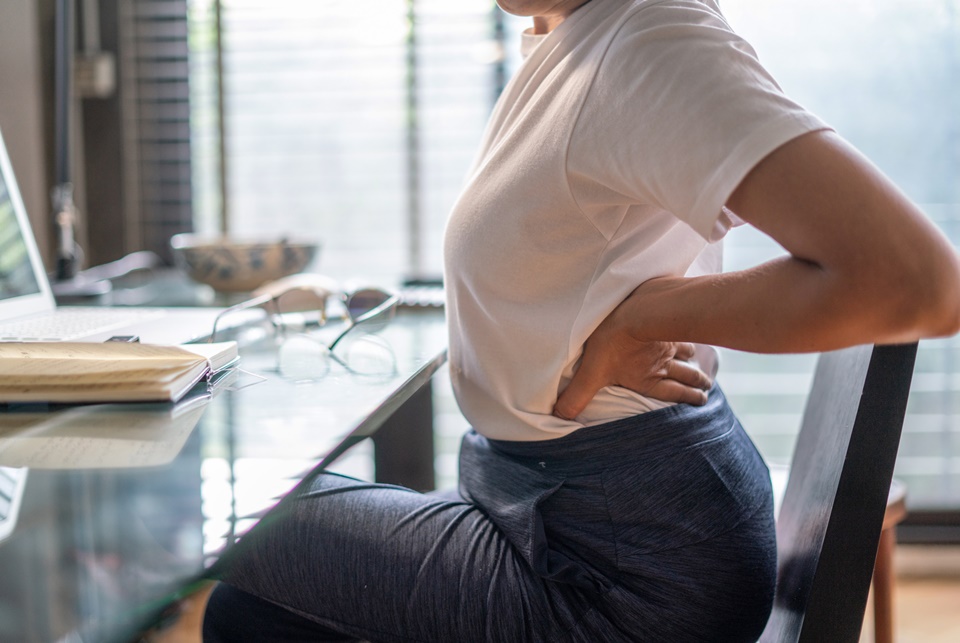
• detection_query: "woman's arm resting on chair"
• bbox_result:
[554,130,960,419]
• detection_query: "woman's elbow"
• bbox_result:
[921,269,960,338]
[889,251,960,340]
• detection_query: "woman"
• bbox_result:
[203,1,960,641]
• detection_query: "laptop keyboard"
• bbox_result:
[0,308,165,342]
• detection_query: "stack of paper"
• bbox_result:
[0,341,238,403]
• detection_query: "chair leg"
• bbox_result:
[872,527,896,643]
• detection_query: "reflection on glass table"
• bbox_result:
[0,308,446,643]
[0,389,213,470]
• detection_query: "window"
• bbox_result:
[189,0,526,285]
[189,1,960,530]
[720,0,960,527]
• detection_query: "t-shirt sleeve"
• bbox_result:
[567,1,831,241]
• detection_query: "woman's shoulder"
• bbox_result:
[603,0,746,55]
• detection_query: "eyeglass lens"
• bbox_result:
[329,289,399,349]
[346,289,394,321]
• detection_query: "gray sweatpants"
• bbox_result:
[203,387,776,642]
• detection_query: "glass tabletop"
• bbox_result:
[0,309,447,643]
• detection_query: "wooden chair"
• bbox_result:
[759,342,918,643]
[769,470,908,643]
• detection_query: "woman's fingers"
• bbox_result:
[553,354,610,420]
[673,342,698,361]
[646,379,710,406]
[555,356,712,419]
[553,339,711,420]
[664,358,712,391]
[617,359,710,406]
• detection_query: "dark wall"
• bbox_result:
[0,1,51,266]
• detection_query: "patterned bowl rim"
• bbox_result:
[170,233,321,251]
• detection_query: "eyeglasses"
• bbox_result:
[277,332,398,381]
[209,285,400,346]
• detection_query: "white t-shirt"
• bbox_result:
[443,0,829,441]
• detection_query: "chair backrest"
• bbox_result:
[759,342,918,643]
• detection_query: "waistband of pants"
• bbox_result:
[479,385,738,476]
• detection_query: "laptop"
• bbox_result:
[0,127,230,345]
[0,466,26,543]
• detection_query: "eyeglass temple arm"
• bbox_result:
[209,293,281,342]
[327,293,401,350]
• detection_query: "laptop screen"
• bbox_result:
[0,166,41,301]
[0,126,57,325]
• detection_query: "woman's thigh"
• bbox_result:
[205,472,589,643]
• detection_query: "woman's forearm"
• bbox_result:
[617,251,957,355]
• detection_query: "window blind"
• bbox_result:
[121,0,194,261]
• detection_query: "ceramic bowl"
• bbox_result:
[170,234,320,293]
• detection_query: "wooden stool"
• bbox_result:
[872,479,907,643]
[770,466,907,643]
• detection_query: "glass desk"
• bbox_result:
[0,308,447,642]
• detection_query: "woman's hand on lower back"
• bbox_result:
[552,285,712,421]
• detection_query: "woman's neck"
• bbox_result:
[530,0,593,34]
[532,15,563,34]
